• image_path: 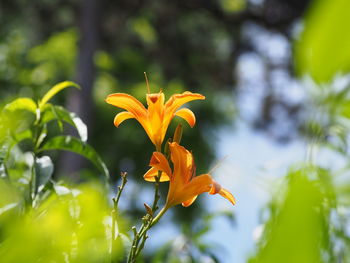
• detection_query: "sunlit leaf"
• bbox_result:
[35,156,54,193]
[39,81,80,109]
[41,104,88,142]
[53,184,72,196]
[3,98,37,114]
[0,164,7,179]
[2,98,37,133]
[0,184,122,262]
[249,171,329,263]
[0,203,18,215]
[38,136,109,178]
[0,180,20,222]
[296,0,350,83]
[35,125,48,150]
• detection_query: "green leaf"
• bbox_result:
[296,0,350,83]
[0,203,18,215]
[249,171,327,263]
[3,98,37,114]
[38,136,109,178]
[35,156,54,193]
[53,184,72,196]
[41,104,88,142]
[35,125,48,150]
[2,98,37,133]
[39,81,80,109]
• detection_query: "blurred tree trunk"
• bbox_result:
[59,0,100,179]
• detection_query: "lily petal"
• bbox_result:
[148,152,172,179]
[182,196,198,207]
[167,174,212,207]
[209,180,236,205]
[175,108,196,128]
[218,188,236,205]
[114,111,135,127]
[143,167,170,182]
[146,93,166,148]
[106,93,147,120]
[165,92,205,114]
[169,142,193,184]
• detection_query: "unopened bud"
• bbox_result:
[173,124,183,144]
[164,138,171,156]
[144,203,153,216]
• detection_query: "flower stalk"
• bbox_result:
[111,172,128,263]
[127,170,164,262]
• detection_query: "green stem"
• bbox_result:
[127,144,167,262]
[111,172,127,263]
[151,206,168,227]
[128,175,161,260]
[29,153,37,208]
[151,171,161,212]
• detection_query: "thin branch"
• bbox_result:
[111,172,128,263]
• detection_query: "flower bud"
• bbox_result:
[144,203,153,216]
[173,124,183,144]
[164,138,171,156]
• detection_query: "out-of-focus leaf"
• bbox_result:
[41,104,88,142]
[249,171,328,263]
[35,156,54,193]
[0,136,11,160]
[53,184,71,196]
[296,0,350,83]
[2,98,37,133]
[151,241,172,263]
[38,81,80,109]
[14,130,33,144]
[0,183,122,263]
[340,100,350,119]
[38,136,109,178]
[0,180,20,223]
[36,125,47,150]
[0,203,18,215]
[194,225,210,239]
[3,98,37,114]
[0,164,7,178]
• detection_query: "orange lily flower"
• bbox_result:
[145,142,236,208]
[105,91,205,150]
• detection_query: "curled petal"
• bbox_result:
[105,93,147,120]
[165,92,205,114]
[182,196,198,207]
[114,111,134,127]
[143,167,170,182]
[209,180,236,205]
[175,108,196,128]
[149,152,172,179]
[218,188,236,205]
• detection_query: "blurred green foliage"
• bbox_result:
[250,0,350,262]
[0,83,129,262]
[0,181,124,263]
[249,169,333,263]
[296,0,350,83]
